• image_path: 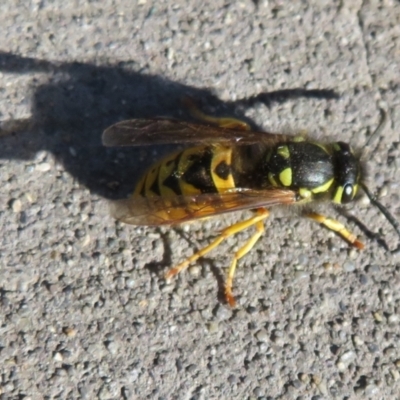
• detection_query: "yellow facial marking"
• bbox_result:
[279,168,292,187]
[268,172,278,187]
[333,186,344,204]
[353,184,359,197]
[311,178,334,194]
[277,145,290,160]
[299,188,312,199]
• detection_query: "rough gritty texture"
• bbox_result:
[0,1,400,399]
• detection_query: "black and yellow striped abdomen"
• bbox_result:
[131,145,238,222]
[134,145,236,198]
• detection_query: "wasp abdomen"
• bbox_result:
[134,145,236,199]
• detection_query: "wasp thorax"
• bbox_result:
[265,141,336,201]
[262,140,361,205]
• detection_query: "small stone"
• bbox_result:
[80,234,91,247]
[214,305,232,321]
[294,270,310,280]
[365,264,380,273]
[126,278,136,289]
[207,322,219,333]
[297,254,309,265]
[186,364,197,373]
[388,314,399,324]
[98,385,113,400]
[365,384,379,396]
[255,329,269,343]
[359,194,370,206]
[352,335,364,346]
[348,249,358,260]
[316,380,328,395]
[384,346,396,356]
[390,368,400,381]
[336,361,346,371]
[105,341,119,355]
[17,279,29,292]
[53,352,63,362]
[63,327,77,337]
[367,343,379,353]
[340,350,356,363]
[323,262,333,271]
[299,373,310,383]
[10,198,22,212]
[373,311,384,322]
[378,185,388,198]
[247,306,258,314]
[312,375,321,385]
[271,330,285,346]
[291,379,302,389]
[36,162,51,172]
[35,150,47,162]
[343,261,355,272]
[189,265,201,277]
[337,350,356,370]
[24,193,35,203]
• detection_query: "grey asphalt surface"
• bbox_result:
[1,1,400,399]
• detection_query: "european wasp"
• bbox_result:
[103,101,400,306]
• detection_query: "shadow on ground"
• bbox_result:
[0,51,338,199]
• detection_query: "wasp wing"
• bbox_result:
[102,118,285,147]
[110,188,297,226]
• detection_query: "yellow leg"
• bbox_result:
[183,97,251,130]
[225,220,265,307]
[165,209,270,303]
[306,212,364,250]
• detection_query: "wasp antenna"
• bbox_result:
[361,108,388,160]
[361,183,400,253]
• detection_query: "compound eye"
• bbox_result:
[341,183,354,203]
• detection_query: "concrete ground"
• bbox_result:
[1,0,400,399]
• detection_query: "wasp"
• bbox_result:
[102,100,400,306]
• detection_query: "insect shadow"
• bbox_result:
[0,51,339,200]
[144,225,227,300]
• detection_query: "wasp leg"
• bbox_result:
[165,209,270,303]
[225,219,265,307]
[305,212,364,250]
[183,97,251,130]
